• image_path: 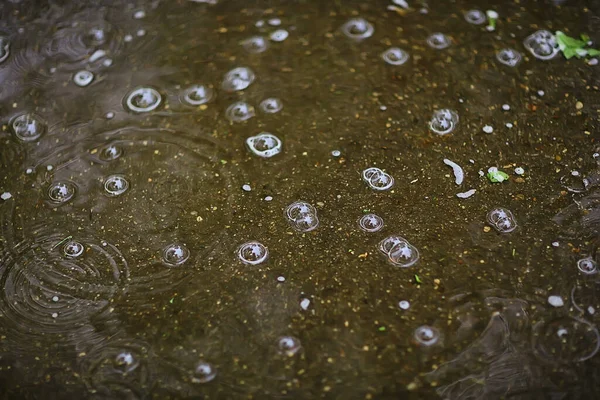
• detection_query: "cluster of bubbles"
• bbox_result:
[358,213,384,232]
[285,201,319,232]
[414,325,440,346]
[73,70,94,87]
[523,30,560,60]
[11,113,46,142]
[104,175,129,197]
[426,33,451,49]
[577,257,598,275]
[238,241,269,265]
[246,133,282,158]
[378,235,420,267]
[381,47,410,65]
[125,87,162,113]
[486,208,518,233]
[225,101,255,122]
[0,34,9,63]
[341,18,374,40]
[496,48,522,67]
[429,109,459,135]
[464,9,486,25]
[259,97,283,113]
[48,181,77,204]
[277,336,302,356]
[162,243,190,267]
[222,67,255,92]
[362,167,394,191]
[181,84,214,106]
[241,36,269,53]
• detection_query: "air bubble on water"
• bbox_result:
[63,240,84,258]
[0,36,10,63]
[255,20,265,28]
[381,47,410,65]
[242,184,251,192]
[285,201,319,232]
[524,30,560,60]
[192,361,216,384]
[429,109,459,135]
[46,165,54,171]
[277,276,285,282]
[426,33,451,49]
[399,300,410,310]
[226,101,255,123]
[268,18,282,26]
[577,257,598,275]
[331,150,341,157]
[515,167,524,175]
[414,325,440,346]
[361,167,394,191]
[99,145,123,161]
[52,313,58,318]
[241,36,269,53]
[133,10,146,19]
[137,29,146,37]
[125,87,162,113]
[73,70,94,87]
[341,18,374,40]
[277,336,301,356]
[162,243,190,267]
[222,67,255,92]
[533,317,600,363]
[270,29,289,42]
[238,241,268,265]
[48,181,76,204]
[502,104,510,111]
[548,295,564,308]
[496,48,522,67]
[105,112,115,119]
[358,213,384,232]
[464,9,486,25]
[124,34,133,42]
[181,84,214,106]
[259,98,283,113]
[11,113,46,142]
[487,207,518,233]
[102,59,113,67]
[246,133,282,158]
[482,125,493,134]
[104,175,129,196]
[114,352,139,374]
[52,296,59,302]
[300,298,311,310]
[388,241,420,267]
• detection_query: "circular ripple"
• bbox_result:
[98,144,123,161]
[414,325,440,346]
[225,101,255,123]
[429,109,459,135]
[533,317,600,363]
[341,18,374,40]
[47,181,77,205]
[191,361,217,383]
[63,240,84,258]
[362,167,394,191]
[104,175,129,197]
[181,84,214,106]
[124,87,162,113]
[464,10,486,25]
[381,47,410,65]
[222,67,255,92]
[238,241,268,265]
[427,33,450,49]
[259,98,283,114]
[285,201,319,232]
[487,208,518,233]
[577,257,598,275]
[571,283,600,316]
[162,243,190,267]
[496,48,522,67]
[11,113,46,142]
[73,70,94,87]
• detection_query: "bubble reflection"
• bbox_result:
[222,67,255,92]
[11,113,46,142]
[124,87,162,113]
[246,133,282,158]
[238,241,268,265]
[48,181,77,204]
[162,243,190,267]
[358,213,384,232]
[286,201,319,232]
[225,101,255,123]
[341,18,374,40]
[496,48,522,67]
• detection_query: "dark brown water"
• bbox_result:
[0,0,599,398]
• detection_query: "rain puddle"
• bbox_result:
[0,0,599,398]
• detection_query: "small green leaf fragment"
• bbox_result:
[169,297,174,304]
[378,326,386,332]
[512,248,516,257]
[220,159,228,164]
[487,170,509,183]
[587,48,600,56]
[581,33,590,42]
[414,274,422,284]
[556,31,586,49]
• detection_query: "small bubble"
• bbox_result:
[524,30,560,60]
[269,29,289,42]
[226,101,255,123]
[277,276,285,282]
[264,196,273,201]
[341,18,374,40]
[181,84,214,106]
[242,184,251,192]
[255,20,265,28]
[105,112,115,119]
[46,165,53,171]
[487,207,518,233]
[577,257,597,275]
[102,59,113,67]
[241,36,269,53]
[73,70,94,87]
[125,87,162,113]
[496,48,522,67]
[285,201,319,232]
[238,241,268,265]
[399,300,410,310]
[25,168,33,174]
[48,181,76,204]
[482,125,493,134]
[388,241,420,267]
[300,298,311,310]
[136,29,146,37]
[277,336,301,356]
[52,296,59,302]
[414,325,440,346]
[246,133,282,158]
[104,175,129,197]
[464,9,486,25]
[11,113,46,142]
[124,34,133,42]
[358,213,384,232]
[506,122,513,128]
[133,10,146,19]
[63,240,84,258]
[99,145,123,161]
[537,90,545,97]
[381,47,410,65]
[362,167,394,191]
[331,150,341,157]
[514,167,524,175]
[162,243,190,267]
[268,18,282,26]
[548,295,564,308]
[502,104,510,111]
[52,312,58,318]
[429,109,459,135]
[259,98,283,114]
[192,361,216,384]
[114,352,139,374]
[426,33,451,49]
[222,67,255,92]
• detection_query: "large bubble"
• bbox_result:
[124,87,162,113]
[414,325,440,346]
[496,48,522,67]
[47,181,77,204]
[259,98,283,114]
[181,84,214,106]
[73,70,94,87]
[222,67,255,92]
[63,240,85,258]
[358,213,384,232]
[103,175,129,197]
[246,133,282,158]
[533,317,600,363]
[378,235,420,267]
[487,208,518,233]
[241,36,269,53]
[577,257,598,275]
[225,101,255,123]
[238,241,268,265]
[429,109,459,135]
[464,10,486,25]
[523,30,560,60]
[362,167,394,191]
[341,18,374,40]
[381,47,410,65]
[426,33,451,49]
[11,113,46,142]
[285,201,319,232]
[191,361,217,384]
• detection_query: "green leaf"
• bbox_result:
[378,326,386,332]
[486,170,509,183]
[414,274,422,284]
[581,33,591,42]
[562,47,578,59]
[588,48,600,56]
[556,31,586,49]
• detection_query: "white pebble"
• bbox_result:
[89,49,106,62]
[137,29,146,37]
[277,276,285,282]
[331,150,341,157]
[300,298,310,310]
[502,104,510,111]
[52,296,59,302]
[25,168,33,174]
[443,158,464,185]
[506,122,513,128]
[548,295,564,308]
[551,241,559,247]
[482,125,494,134]
[242,184,251,192]
[46,165,54,171]
[51,312,58,318]
[398,300,410,310]
[1,192,12,201]
[456,189,476,199]
[537,90,545,97]
[268,18,281,26]
[264,196,273,201]
[133,10,146,19]
[270,29,289,42]
[514,167,524,175]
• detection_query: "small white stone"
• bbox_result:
[537,90,545,97]
[269,29,289,42]
[277,276,285,282]
[52,296,59,302]
[268,18,281,26]
[255,20,265,28]
[506,122,513,128]
[588,58,598,66]
[89,49,106,62]
[137,29,146,37]
[502,104,510,111]
[46,165,54,171]
[102,58,113,67]
[124,34,133,42]
[514,167,524,175]
[588,306,595,315]
[25,168,33,174]
[106,112,115,119]
[133,10,146,19]
[331,150,341,157]
[398,300,410,310]
[379,105,387,111]
[242,184,251,192]
[264,196,273,201]
[483,125,493,134]
[51,312,58,318]
[551,241,559,247]
[571,170,580,177]
[300,298,310,310]
[548,295,564,308]
[1,192,12,201]
[593,152,599,159]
